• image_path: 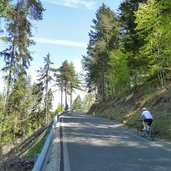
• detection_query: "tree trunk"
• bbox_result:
[102,66,106,102]
[61,83,63,112]
[64,85,68,111]
[45,81,48,124]
[70,88,73,111]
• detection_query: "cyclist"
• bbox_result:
[140,107,153,130]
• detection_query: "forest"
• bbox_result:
[83,0,171,141]
[0,0,171,154]
[83,0,171,102]
[0,0,93,150]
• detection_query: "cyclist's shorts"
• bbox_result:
[144,119,153,126]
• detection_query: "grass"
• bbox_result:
[26,137,45,159]
[92,84,171,142]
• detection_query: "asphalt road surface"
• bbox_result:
[60,112,171,171]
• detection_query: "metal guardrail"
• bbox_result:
[32,114,59,171]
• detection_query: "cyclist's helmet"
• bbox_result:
[142,107,147,111]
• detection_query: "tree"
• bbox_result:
[81,93,95,111]
[55,103,64,113]
[3,75,33,143]
[135,0,171,87]
[54,68,64,112]
[55,60,82,111]
[67,62,82,110]
[118,0,147,86]
[0,0,45,146]
[107,49,130,97]
[0,92,5,146]
[45,88,54,120]
[29,81,44,129]
[72,95,82,111]
[31,82,44,113]
[37,53,54,123]
[57,60,70,111]
[82,3,119,102]
[0,0,44,98]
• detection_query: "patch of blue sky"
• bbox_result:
[0,0,122,101]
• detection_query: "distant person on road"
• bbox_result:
[140,107,153,130]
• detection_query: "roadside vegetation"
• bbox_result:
[0,0,86,158]
[89,82,171,142]
[82,0,171,142]
[26,138,45,159]
[0,0,171,168]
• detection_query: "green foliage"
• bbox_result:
[55,103,64,113]
[83,0,171,102]
[82,3,119,101]
[26,137,45,159]
[1,0,171,149]
[118,0,147,87]
[135,0,171,87]
[0,0,44,97]
[118,0,146,53]
[0,0,45,147]
[54,60,82,110]
[37,53,55,123]
[0,75,45,146]
[72,95,82,111]
[107,49,131,96]
[0,93,4,114]
[81,93,95,111]
[31,82,44,112]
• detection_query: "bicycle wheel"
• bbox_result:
[149,128,155,140]
[147,127,155,140]
[137,125,146,137]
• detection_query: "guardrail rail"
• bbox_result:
[32,114,59,171]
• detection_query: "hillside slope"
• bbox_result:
[89,84,171,142]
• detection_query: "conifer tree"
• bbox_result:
[55,60,82,110]
[118,0,147,86]
[54,67,64,112]
[72,95,82,111]
[83,3,119,102]
[135,0,171,87]
[2,75,32,143]
[59,60,70,111]
[0,0,44,98]
[37,53,54,123]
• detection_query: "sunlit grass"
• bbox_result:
[26,137,45,159]
[93,84,171,142]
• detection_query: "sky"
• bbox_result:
[0,0,122,108]
[28,0,122,76]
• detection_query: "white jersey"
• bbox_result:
[141,110,153,119]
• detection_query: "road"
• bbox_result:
[60,112,171,171]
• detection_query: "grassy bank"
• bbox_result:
[26,138,45,159]
[89,84,171,142]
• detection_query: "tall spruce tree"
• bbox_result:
[0,0,44,145]
[82,3,119,102]
[107,49,130,98]
[2,75,32,143]
[72,95,82,111]
[135,0,171,87]
[67,62,82,110]
[118,0,147,86]
[30,81,44,128]
[58,60,70,111]
[37,53,54,123]
[54,67,64,112]
[0,0,44,98]
[54,60,81,110]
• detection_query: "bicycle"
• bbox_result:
[137,120,154,140]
